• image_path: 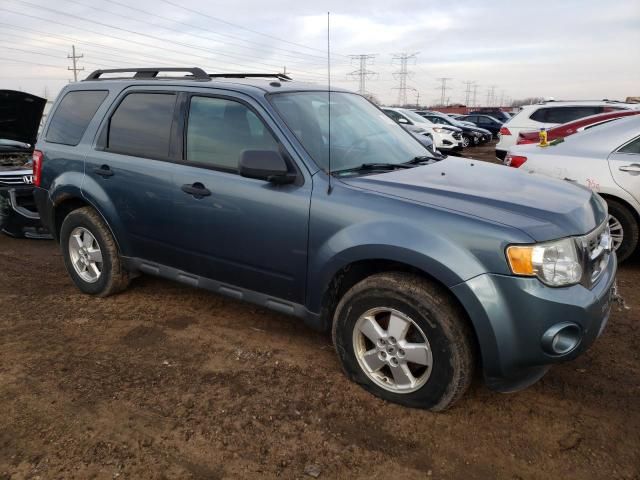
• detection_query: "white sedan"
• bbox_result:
[505,115,640,261]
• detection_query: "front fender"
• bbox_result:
[306,219,489,313]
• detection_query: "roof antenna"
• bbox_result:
[327,11,333,194]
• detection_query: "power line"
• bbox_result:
[347,54,377,95]
[435,77,452,106]
[392,52,418,106]
[67,44,83,82]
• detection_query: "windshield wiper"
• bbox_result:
[404,155,441,165]
[334,162,412,174]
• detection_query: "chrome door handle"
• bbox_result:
[619,163,640,173]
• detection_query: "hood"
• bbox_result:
[342,156,606,241]
[0,90,46,147]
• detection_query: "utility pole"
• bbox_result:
[472,83,479,107]
[392,52,418,106]
[462,80,475,106]
[67,45,84,82]
[436,77,452,106]
[347,54,377,95]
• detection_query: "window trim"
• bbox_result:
[615,135,640,155]
[97,90,180,161]
[45,89,109,146]
[181,92,302,183]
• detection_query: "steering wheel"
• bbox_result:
[341,133,379,164]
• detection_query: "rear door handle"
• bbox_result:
[618,163,640,174]
[181,182,211,198]
[93,165,114,177]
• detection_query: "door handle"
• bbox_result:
[618,163,640,174]
[181,182,211,198]
[93,165,114,177]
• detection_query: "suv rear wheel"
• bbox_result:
[607,199,639,263]
[332,272,475,411]
[60,206,129,296]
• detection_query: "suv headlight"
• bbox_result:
[433,127,445,133]
[506,238,582,287]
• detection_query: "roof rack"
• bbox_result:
[208,73,292,81]
[84,67,210,81]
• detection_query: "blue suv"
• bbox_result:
[33,68,616,410]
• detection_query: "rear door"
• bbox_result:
[167,92,312,303]
[85,88,184,262]
[609,136,640,203]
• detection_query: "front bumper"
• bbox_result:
[451,252,617,392]
[0,187,50,238]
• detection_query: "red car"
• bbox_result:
[516,110,640,145]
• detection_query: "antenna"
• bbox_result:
[327,11,333,194]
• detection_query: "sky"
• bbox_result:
[0,0,638,106]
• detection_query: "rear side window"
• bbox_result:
[618,137,640,154]
[186,96,280,171]
[530,106,602,124]
[46,90,108,145]
[107,93,176,159]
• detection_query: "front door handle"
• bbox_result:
[93,165,114,177]
[618,163,640,174]
[181,182,211,198]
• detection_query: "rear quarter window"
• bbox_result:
[46,90,108,145]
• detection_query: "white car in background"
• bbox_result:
[382,107,463,153]
[505,115,640,261]
[496,100,638,162]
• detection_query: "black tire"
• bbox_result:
[60,206,129,296]
[607,199,639,263]
[461,135,471,148]
[332,272,475,411]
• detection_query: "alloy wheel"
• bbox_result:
[352,307,433,394]
[608,214,624,252]
[68,227,103,283]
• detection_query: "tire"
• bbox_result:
[606,199,639,263]
[462,135,471,148]
[60,206,129,296]
[332,272,475,411]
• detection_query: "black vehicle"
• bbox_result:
[415,111,492,147]
[0,90,50,238]
[468,109,511,123]
[457,114,503,138]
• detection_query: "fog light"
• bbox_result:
[541,323,581,355]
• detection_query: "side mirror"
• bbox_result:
[397,117,409,124]
[239,150,296,184]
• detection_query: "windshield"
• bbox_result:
[270,92,433,172]
[399,109,433,125]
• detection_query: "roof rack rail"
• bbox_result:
[84,67,210,81]
[208,73,292,81]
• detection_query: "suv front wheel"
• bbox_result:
[332,272,475,411]
[60,206,129,296]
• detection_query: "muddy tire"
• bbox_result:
[607,199,639,263]
[60,206,129,297]
[332,272,475,411]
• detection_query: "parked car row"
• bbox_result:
[25,67,619,413]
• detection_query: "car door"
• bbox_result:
[85,89,185,262]
[168,93,312,304]
[608,136,640,203]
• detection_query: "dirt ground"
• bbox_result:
[1,144,639,479]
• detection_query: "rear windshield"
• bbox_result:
[46,90,108,146]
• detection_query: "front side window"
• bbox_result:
[270,92,429,172]
[186,96,280,170]
[107,93,176,159]
[46,90,108,145]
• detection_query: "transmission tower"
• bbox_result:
[486,85,497,107]
[472,84,479,107]
[462,81,475,106]
[67,45,84,82]
[436,78,452,106]
[392,52,418,106]
[347,54,378,95]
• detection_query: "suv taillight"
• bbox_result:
[32,150,43,186]
[505,154,527,168]
[500,127,511,136]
